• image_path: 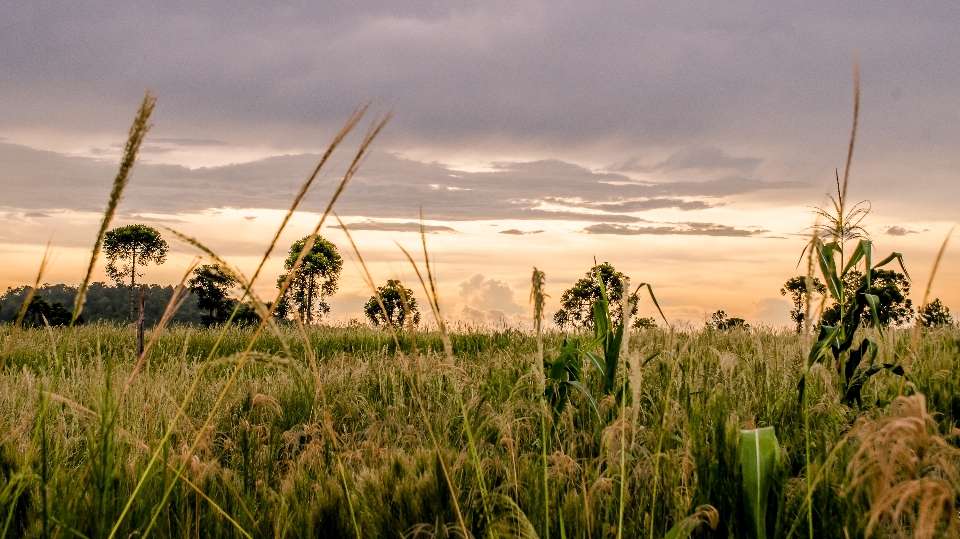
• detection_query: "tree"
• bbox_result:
[104,224,169,321]
[632,317,657,329]
[364,279,421,328]
[21,295,78,328]
[821,269,913,327]
[188,264,237,327]
[710,310,749,330]
[554,262,636,331]
[780,276,827,333]
[276,235,343,324]
[918,298,952,327]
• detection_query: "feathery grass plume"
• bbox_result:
[847,394,960,538]
[530,268,548,338]
[529,267,551,538]
[664,505,719,539]
[0,241,51,371]
[842,52,860,205]
[72,90,157,326]
[249,104,369,285]
[910,227,953,356]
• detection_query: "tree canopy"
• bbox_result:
[276,235,343,324]
[918,298,953,327]
[821,269,913,327]
[188,264,237,327]
[553,262,636,331]
[780,275,827,333]
[1,283,201,326]
[364,279,421,328]
[710,310,749,330]
[104,224,169,320]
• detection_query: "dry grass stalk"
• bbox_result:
[910,227,954,355]
[249,104,369,285]
[73,90,157,325]
[847,394,960,538]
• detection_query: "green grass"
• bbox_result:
[1,322,958,538]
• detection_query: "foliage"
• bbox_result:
[363,279,421,328]
[18,295,78,328]
[2,324,959,538]
[918,298,953,327]
[739,427,781,539]
[710,310,749,330]
[103,224,169,320]
[632,316,657,329]
[821,269,913,327]
[553,262,636,331]
[0,283,201,326]
[187,264,237,327]
[544,270,663,422]
[780,276,826,333]
[806,238,908,406]
[276,235,343,324]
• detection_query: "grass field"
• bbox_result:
[1,322,959,538]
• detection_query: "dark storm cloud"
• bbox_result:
[2,2,959,159]
[0,142,798,220]
[583,222,767,237]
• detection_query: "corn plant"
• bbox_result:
[803,237,908,406]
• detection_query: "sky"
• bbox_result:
[1,1,958,327]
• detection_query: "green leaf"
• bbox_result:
[814,239,842,301]
[872,251,910,280]
[634,282,669,325]
[808,324,841,367]
[841,239,871,276]
[862,293,881,330]
[740,426,780,539]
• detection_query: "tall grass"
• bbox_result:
[2,323,959,537]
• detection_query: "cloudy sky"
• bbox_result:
[2,1,958,326]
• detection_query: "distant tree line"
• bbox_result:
[0,282,202,326]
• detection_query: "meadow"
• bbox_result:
[1,322,959,538]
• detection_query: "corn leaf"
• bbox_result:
[740,426,780,539]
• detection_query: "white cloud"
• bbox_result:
[458,274,524,314]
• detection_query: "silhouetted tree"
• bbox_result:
[188,264,237,327]
[104,224,168,321]
[554,262,636,331]
[364,279,420,328]
[918,298,952,327]
[632,317,657,329]
[822,269,912,327]
[710,310,749,330]
[781,275,827,333]
[21,295,78,327]
[276,235,343,324]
